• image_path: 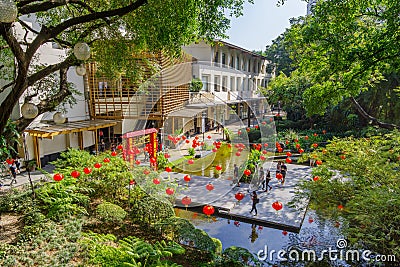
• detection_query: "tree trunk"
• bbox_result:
[350,97,400,130]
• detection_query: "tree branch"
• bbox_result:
[350,96,400,130]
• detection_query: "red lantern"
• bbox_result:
[195,136,199,140]
[188,159,194,164]
[117,144,123,150]
[165,166,172,172]
[285,140,289,145]
[150,157,157,164]
[184,175,191,182]
[111,151,117,157]
[53,173,64,182]
[235,151,241,157]
[298,148,304,154]
[227,143,232,148]
[246,127,250,132]
[94,162,102,169]
[338,204,344,210]
[308,217,314,224]
[340,155,346,160]
[254,125,259,129]
[315,160,323,165]
[313,176,320,181]
[260,155,266,161]
[215,165,222,171]
[83,167,92,174]
[272,201,283,211]
[206,183,214,191]
[312,143,318,148]
[135,159,141,165]
[244,169,251,176]
[235,192,245,201]
[207,135,212,139]
[282,230,288,236]
[322,130,327,134]
[153,178,160,184]
[238,130,242,135]
[294,138,299,143]
[164,153,170,159]
[212,148,218,153]
[295,143,301,149]
[305,135,309,140]
[166,187,174,195]
[286,152,292,157]
[185,139,190,144]
[313,133,318,137]
[202,205,215,216]
[129,180,135,186]
[143,169,150,175]
[285,157,292,164]
[262,150,268,155]
[269,117,273,122]
[264,143,268,147]
[103,157,110,163]
[262,121,266,125]
[71,170,80,178]
[277,147,283,152]
[181,196,192,207]
[276,173,283,180]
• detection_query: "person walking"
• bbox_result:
[264,170,272,192]
[281,162,287,185]
[259,166,265,190]
[250,191,259,216]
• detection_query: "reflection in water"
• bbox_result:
[250,224,259,243]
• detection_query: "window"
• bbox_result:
[236,77,241,91]
[214,51,219,63]
[247,59,251,72]
[222,76,227,92]
[230,56,234,68]
[222,53,226,66]
[236,56,240,69]
[201,75,209,92]
[230,77,235,91]
[214,76,220,92]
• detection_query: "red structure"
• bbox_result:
[122,128,158,168]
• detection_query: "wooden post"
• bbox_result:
[32,136,41,168]
[78,132,84,150]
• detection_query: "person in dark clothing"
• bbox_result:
[264,170,272,192]
[250,191,259,216]
[281,163,287,185]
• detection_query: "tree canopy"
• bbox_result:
[281,0,400,129]
[0,0,252,137]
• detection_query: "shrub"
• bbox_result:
[96,202,127,224]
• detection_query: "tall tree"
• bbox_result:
[0,0,252,137]
[285,0,400,130]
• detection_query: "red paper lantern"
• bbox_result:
[272,201,283,211]
[294,138,299,143]
[254,125,259,129]
[117,144,123,150]
[129,180,135,186]
[206,183,214,191]
[262,121,266,125]
[260,155,266,161]
[305,135,309,140]
[181,196,192,207]
[338,204,344,210]
[53,173,64,182]
[143,169,150,175]
[153,178,160,185]
[298,148,304,154]
[184,175,191,182]
[312,143,318,148]
[203,205,215,216]
[244,169,251,176]
[286,152,292,157]
[340,155,346,160]
[264,143,269,147]
[308,217,314,223]
[277,147,283,152]
[235,192,245,201]
[285,157,292,164]
[313,133,318,137]
[164,153,170,159]
[313,176,320,181]
[276,173,283,179]
[262,150,268,155]
[285,140,289,145]
[111,151,117,157]
[195,136,199,140]
[246,127,250,132]
[165,166,172,172]
[212,148,218,153]
[235,151,241,157]
[282,230,288,236]
[322,130,327,134]
[150,157,157,164]
[227,143,232,148]
[295,143,301,149]
[188,159,194,164]
[207,135,212,139]
[215,165,222,171]
[83,167,92,174]
[6,158,14,165]
[94,162,102,169]
[166,187,174,195]
[71,170,80,178]
[103,157,110,163]
[315,160,323,165]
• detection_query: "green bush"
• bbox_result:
[96,202,127,224]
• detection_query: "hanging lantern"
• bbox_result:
[246,127,250,132]
[184,175,191,183]
[143,169,150,175]
[276,172,283,180]
[52,112,66,124]
[282,230,288,236]
[260,155,266,161]
[166,187,174,195]
[53,173,64,182]
[286,152,292,157]
[340,155,346,160]
[153,178,160,185]
[277,147,283,152]
[308,217,314,223]
[304,135,309,140]
[181,196,192,207]
[244,169,251,176]
[129,180,135,186]
[315,160,323,165]
[313,133,318,137]
[313,176,320,181]
[117,144,123,150]
[71,170,80,178]
[298,148,304,154]
[135,159,141,165]
[83,167,92,174]
[227,143,232,148]
[207,135,212,139]
[187,159,194,164]
[262,121,266,125]
[185,139,190,144]
[181,136,186,140]
[206,183,214,191]
[235,151,241,157]
[164,153,170,159]
[21,102,39,119]
[254,125,259,129]
[212,148,218,153]
[165,166,172,172]
[195,136,199,140]
[73,42,90,60]
[202,205,215,216]
[94,162,102,168]
[215,165,222,171]
[75,64,86,76]
[111,151,117,157]
[312,143,318,148]
[322,130,327,134]
[272,201,283,211]
[0,0,18,23]
[235,192,244,202]
[285,157,292,164]
[285,140,289,145]
[103,158,110,163]
[262,150,268,155]
[338,204,344,210]
[150,157,157,164]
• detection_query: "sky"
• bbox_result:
[225,0,308,51]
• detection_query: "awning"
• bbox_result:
[25,119,119,138]
[167,107,206,118]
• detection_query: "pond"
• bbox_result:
[176,208,358,266]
